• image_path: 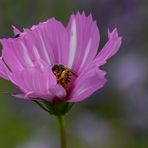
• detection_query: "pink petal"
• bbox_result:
[9,65,66,102]
[13,92,52,101]
[1,18,69,71]
[0,57,10,80]
[67,12,100,73]
[67,63,107,102]
[12,93,27,99]
[0,38,33,71]
[48,85,67,100]
[12,26,21,36]
[30,18,69,66]
[94,28,122,66]
[13,84,66,102]
[9,65,54,93]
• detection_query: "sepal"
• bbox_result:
[33,100,74,116]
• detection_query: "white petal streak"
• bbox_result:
[33,45,40,59]
[21,42,34,67]
[39,33,51,65]
[68,18,77,68]
[80,39,91,69]
[77,87,89,96]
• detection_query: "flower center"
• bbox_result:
[52,64,72,90]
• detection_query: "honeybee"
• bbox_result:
[52,64,72,89]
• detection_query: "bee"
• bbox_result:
[52,64,73,89]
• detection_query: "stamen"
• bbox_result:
[52,64,72,90]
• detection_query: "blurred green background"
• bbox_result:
[0,0,148,148]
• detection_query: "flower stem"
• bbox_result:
[57,115,67,148]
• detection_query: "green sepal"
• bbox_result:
[33,100,74,116]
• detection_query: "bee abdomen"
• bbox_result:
[52,64,72,89]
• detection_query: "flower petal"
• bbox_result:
[49,85,67,100]
[0,38,34,71]
[12,93,26,99]
[9,64,66,102]
[1,18,69,71]
[0,57,10,80]
[67,12,100,73]
[13,85,66,102]
[34,18,69,66]
[9,65,54,92]
[67,63,106,102]
[13,91,53,101]
[12,26,21,36]
[94,28,122,66]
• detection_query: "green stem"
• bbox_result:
[57,116,67,148]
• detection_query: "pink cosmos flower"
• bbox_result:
[0,12,122,103]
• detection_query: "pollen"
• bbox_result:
[52,64,72,89]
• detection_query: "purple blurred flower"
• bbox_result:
[0,12,121,103]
